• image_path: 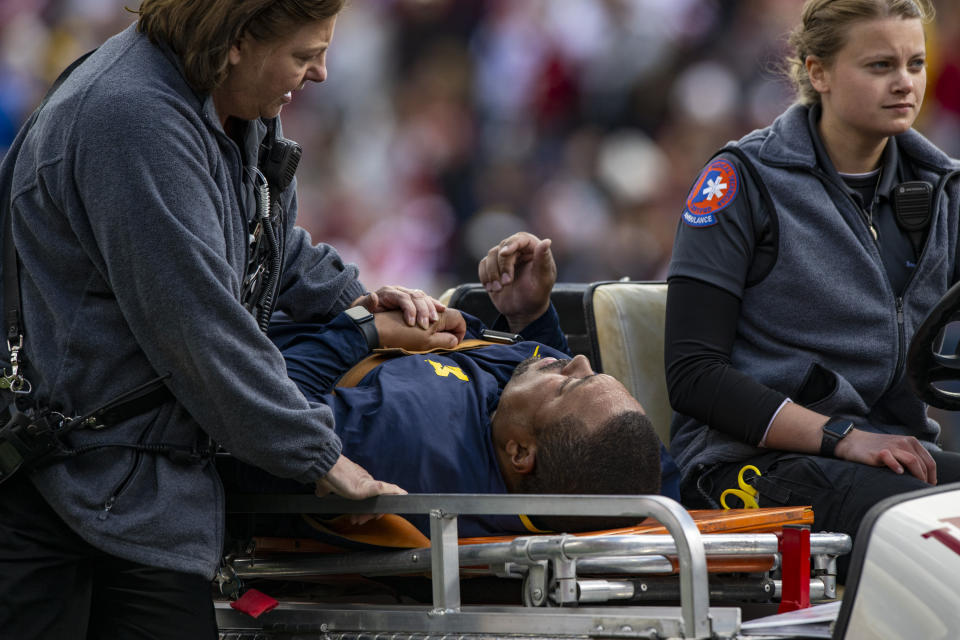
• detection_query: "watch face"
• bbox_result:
[345,306,373,322]
[824,419,854,438]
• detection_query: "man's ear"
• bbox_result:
[504,439,536,475]
[805,55,829,94]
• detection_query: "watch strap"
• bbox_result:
[819,418,854,458]
[345,307,379,351]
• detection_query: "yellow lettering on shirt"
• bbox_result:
[425,359,469,381]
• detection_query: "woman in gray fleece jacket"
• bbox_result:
[0,1,453,637]
[665,0,960,581]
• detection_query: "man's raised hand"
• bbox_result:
[478,232,556,332]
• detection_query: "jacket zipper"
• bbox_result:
[99,451,143,520]
[97,401,171,519]
[812,167,882,251]
[883,170,960,395]
[811,167,944,399]
[894,297,905,382]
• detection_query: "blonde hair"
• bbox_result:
[136,0,346,93]
[786,0,934,105]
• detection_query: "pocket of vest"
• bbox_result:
[794,362,839,407]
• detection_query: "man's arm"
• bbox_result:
[271,307,467,398]
[268,314,372,398]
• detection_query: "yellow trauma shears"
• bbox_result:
[720,465,761,510]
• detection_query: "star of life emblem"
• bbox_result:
[682,158,740,227]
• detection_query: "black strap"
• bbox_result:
[4,50,96,348]
[3,213,20,344]
[54,441,210,466]
[81,374,173,430]
[3,49,172,426]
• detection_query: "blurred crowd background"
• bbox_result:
[3,1,960,442]
[3,0,959,291]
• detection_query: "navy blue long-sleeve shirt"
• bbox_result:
[266,305,681,537]
[268,308,569,536]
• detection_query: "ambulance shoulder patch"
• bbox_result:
[682,158,740,228]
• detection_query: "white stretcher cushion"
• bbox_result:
[587,282,672,446]
[441,281,673,445]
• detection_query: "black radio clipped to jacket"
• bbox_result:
[242,122,303,332]
[259,132,302,193]
[0,411,57,483]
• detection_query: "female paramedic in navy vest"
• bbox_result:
[0,1,482,637]
[665,0,960,578]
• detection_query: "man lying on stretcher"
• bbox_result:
[222,232,679,537]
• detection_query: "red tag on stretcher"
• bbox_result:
[229,588,279,618]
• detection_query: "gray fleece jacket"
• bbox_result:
[0,23,364,577]
[670,104,960,478]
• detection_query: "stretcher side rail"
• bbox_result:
[224,493,718,639]
[224,531,849,605]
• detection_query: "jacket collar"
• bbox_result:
[757,101,957,175]
[757,103,817,168]
[137,21,269,154]
[804,103,901,203]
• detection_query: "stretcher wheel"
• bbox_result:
[907,280,960,410]
[521,564,552,607]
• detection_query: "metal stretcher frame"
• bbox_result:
[218,493,850,639]
[223,493,720,638]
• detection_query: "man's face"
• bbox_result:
[213,16,337,125]
[497,354,643,434]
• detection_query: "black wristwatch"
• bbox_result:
[344,306,379,351]
[820,418,855,458]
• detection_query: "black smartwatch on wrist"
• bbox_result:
[820,418,855,458]
[344,306,379,351]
